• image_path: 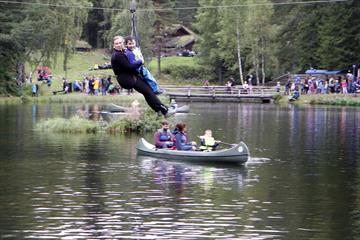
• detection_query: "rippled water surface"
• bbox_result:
[0,102,359,239]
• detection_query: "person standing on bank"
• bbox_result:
[111,36,175,117]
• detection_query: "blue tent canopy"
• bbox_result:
[305,69,344,75]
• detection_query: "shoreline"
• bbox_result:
[0,93,165,105]
[1,93,360,106]
[277,93,360,106]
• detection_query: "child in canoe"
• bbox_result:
[199,129,220,151]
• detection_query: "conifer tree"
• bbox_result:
[194,0,223,83]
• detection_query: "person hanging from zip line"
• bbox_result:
[124,36,165,95]
[111,35,175,117]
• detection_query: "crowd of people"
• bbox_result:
[282,73,360,97]
[62,75,125,95]
[154,120,220,151]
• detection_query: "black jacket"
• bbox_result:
[111,49,142,89]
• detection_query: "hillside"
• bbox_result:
[28,49,200,92]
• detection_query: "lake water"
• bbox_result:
[0,102,359,239]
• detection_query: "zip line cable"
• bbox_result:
[0,0,349,12]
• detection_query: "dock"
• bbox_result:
[164,86,277,103]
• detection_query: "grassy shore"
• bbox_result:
[24,50,199,92]
[35,108,169,134]
[19,92,167,104]
[2,91,360,107]
[277,93,360,106]
[0,97,23,104]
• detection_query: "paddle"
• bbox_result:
[197,136,235,149]
[217,141,236,147]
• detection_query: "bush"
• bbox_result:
[36,116,100,133]
[35,109,173,134]
[148,56,205,84]
[106,108,166,133]
[272,94,282,103]
[162,64,204,83]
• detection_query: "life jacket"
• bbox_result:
[199,136,216,151]
[203,136,216,146]
[158,129,171,142]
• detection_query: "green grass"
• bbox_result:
[147,56,202,85]
[51,49,112,81]
[26,49,113,92]
[0,97,23,104]
[278,93,360,106]
[148,56,197,69]
[23,51,201,97]
[36,115,101,133]
[35,109,173,134]
[19,92,167,105]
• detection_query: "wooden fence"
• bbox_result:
[163,85,279,103]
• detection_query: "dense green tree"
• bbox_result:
[174,0,199,28]
[194,0,223,83]
[217,0,247,84]
[274,0,360,73]
[0,4,24,95]
[0,0,91,94]
[152,0,176,76]
[272,2,302,74]
[83,0,107,48]
[107,0,155,59]
[317,0,360,69]
[242,0,276,85]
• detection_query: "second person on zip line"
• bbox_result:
[111,35,175,117]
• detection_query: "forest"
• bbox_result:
[1,0,360,95]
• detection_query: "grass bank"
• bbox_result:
[277,93,360,106]
[25,50,200,93]
[0,97,23,104]
[35,109,169,134]
[20,92,166,104]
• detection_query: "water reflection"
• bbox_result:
[138,156,249,193]
[1,103,360,239]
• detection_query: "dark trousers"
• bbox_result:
[117,76,166,114]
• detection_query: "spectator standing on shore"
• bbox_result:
[101,77,108,95]
[32,83,38,96]
[275,81,281,93]
[329,78,335,93]
[341,78,348,94]
[203,79,209,88]
[285,79,291,95]
[242,81,249,94]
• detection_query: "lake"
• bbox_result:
[0,102,359,239]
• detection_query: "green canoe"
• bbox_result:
[136,138,249,164]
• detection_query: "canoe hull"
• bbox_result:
[101,111,128,121]
[175,105,190,113]
[136,138,249,164]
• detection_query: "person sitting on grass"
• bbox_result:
[124,36,164,95]
[199,129,220,151]
[288,86,300,101]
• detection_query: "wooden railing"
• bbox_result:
[163,85,278,103]
[163,85,279,95]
